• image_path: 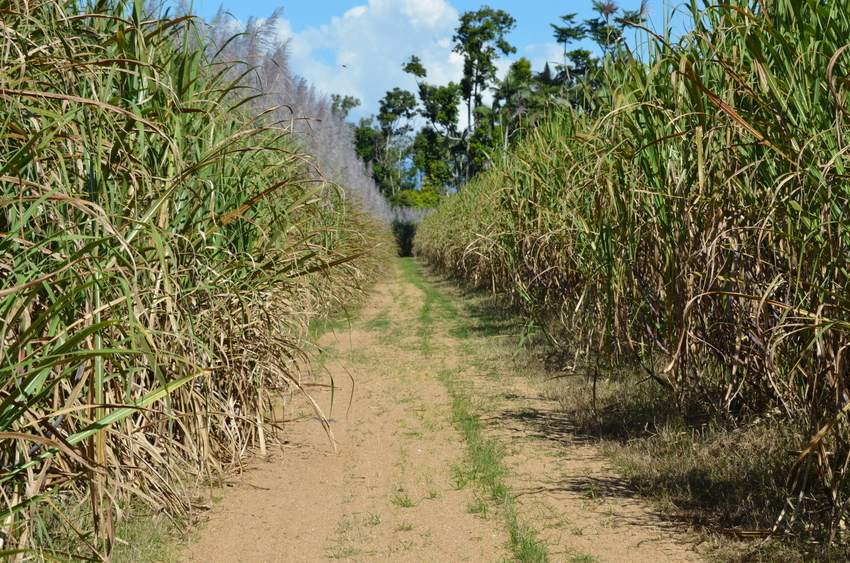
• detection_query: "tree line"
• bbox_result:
[335,1,647,208]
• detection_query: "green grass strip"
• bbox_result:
[398,257,457,353]
[439,369,548,563]
[399,258,548,562]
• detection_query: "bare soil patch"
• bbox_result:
[178,260,705,562]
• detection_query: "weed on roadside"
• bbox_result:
[392,493,421,508]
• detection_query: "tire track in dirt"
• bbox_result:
[180,262,507,562]
[179,259,704,562]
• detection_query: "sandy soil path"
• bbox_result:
[178,260,704,563]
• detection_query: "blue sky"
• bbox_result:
[193,1,672,123]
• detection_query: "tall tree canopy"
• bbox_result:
[452,7,516,132]
[347,1,648,203]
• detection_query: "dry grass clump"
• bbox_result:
[549,370,797,530]
[612,420,797,528]
[0,0,390,560]
[554,371,829,560]
[417,0,850,551]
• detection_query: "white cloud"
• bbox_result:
[397,0,454,27]
[523,42,566,73]
[265,0,564,130]
[344,5,368,19]
[272,0,463,123]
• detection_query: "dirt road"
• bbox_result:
[179,259,703,562]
